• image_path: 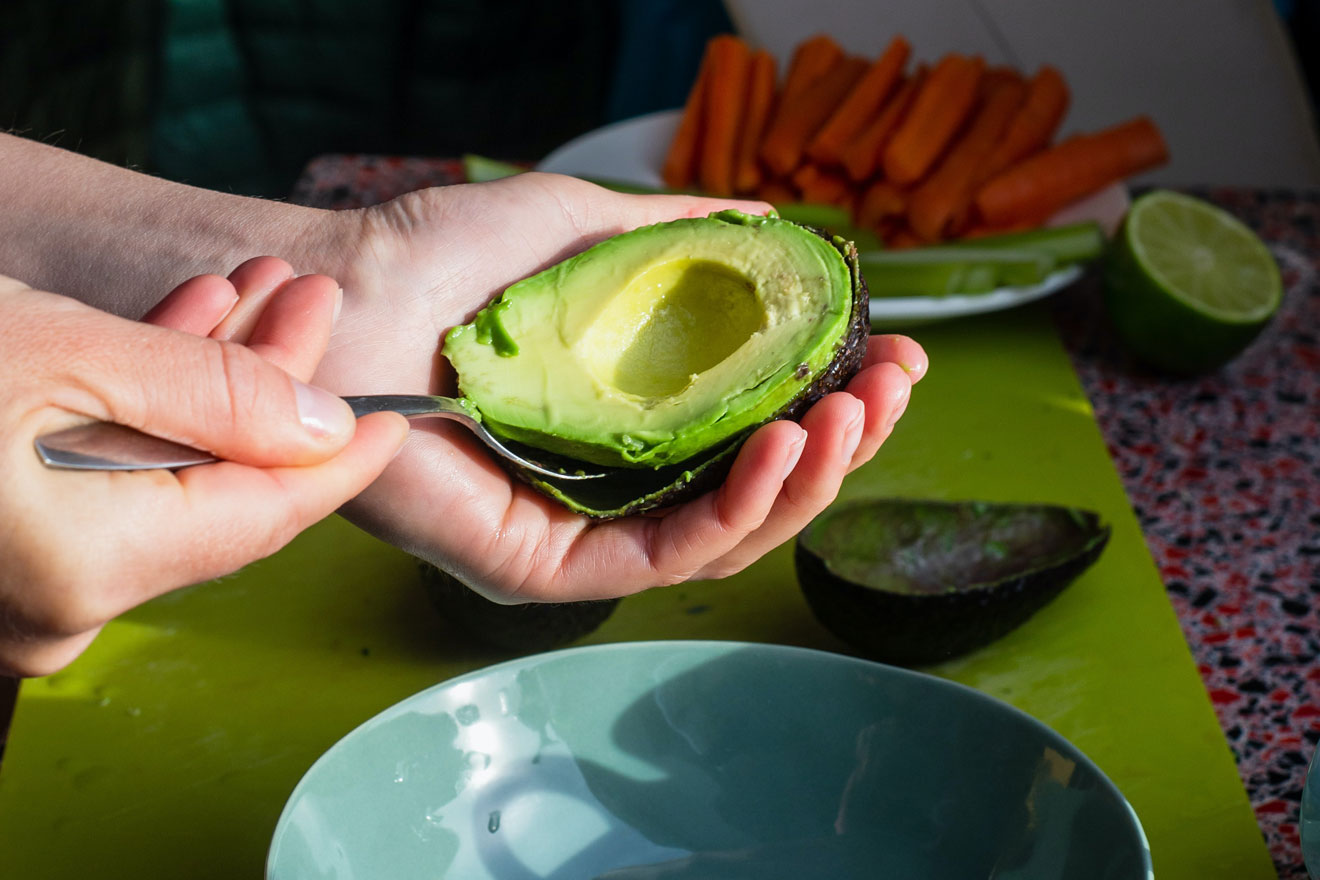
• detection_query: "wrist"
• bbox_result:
[0,133,351,317]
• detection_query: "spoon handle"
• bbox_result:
[33,394,604,481]
[343,394,469,418]
[32,395,468,472]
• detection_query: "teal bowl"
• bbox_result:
[267,641,1151,879]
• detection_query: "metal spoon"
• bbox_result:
[34,394,605,480]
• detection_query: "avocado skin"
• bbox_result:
[794,502,1110,667]
[502,229,871,520]
[418,562,619,652]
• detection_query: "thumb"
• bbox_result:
[74,316,357,468]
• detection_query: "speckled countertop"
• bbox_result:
[1051,187,1319,880]
[292,159,1319,878]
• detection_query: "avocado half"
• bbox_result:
[444,209,870,518]
[795,499,1111,666]
[418,562,620,652]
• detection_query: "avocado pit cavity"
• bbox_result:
[579,259,765,399]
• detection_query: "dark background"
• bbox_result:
[1,0,1316,198]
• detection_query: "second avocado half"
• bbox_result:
[444,209,870,518]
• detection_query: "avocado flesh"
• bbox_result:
[795,499,1110,666]
[444,210,855,470]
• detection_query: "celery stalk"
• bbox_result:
[958,222,1106,265]
[859,247,1058,298]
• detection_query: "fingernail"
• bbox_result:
[333,287,344,323]
[841,402,864,456]
[294,380,353,440]
[885,384,912,430]
[781,430,806,480]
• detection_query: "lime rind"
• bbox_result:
[1125,190,1281,324]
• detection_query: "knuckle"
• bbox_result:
[210,340,265,433]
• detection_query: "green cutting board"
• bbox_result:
[0,304,1272,878]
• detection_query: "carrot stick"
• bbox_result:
[856,179,908,232]
[882,53,985,185]
[973,115,1170,227]
[661,43,713,189]
[805,35,911,166]
[839,67,926,182]
[980,66,1026,93]
[697,35,752,196]
[792,163,854,206]
[978,65,1070,182]
[906,74,1027,242]
[732,49,778,194]
[759,56,868,177]
[886,227,925,250]
[958,219,1040,239]
[779,34,845,105]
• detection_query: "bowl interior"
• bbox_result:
[267,641,1149,879]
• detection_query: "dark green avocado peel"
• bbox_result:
[419,563,619,651]
[795,498,1111,666]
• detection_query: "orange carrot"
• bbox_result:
[957,218,1038,239]
[906,74,1027,241]
[974,115,1170,227]
[978,65,1070,182]
[882,53,986,185]
[732,49,778,194]
[759,56,868,177]
[792,164,854,206]
[980,65,1026,93]
[697,35,752,196]
[661,44,712,189]
[885,227,925,250]
[839,67,926,182]
[805,35,911,166]
[779,34,845,105]
[856,179,908,232]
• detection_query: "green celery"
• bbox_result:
[859,247,1058,298]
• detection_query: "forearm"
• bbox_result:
[0,133,349,317]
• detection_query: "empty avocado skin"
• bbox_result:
[444,210,870,518]
[795,499,1111,667]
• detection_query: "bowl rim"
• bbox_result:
[266,639,1152,878]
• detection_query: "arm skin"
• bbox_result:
[1,131,929,605]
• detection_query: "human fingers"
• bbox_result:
[141,411,408,586]
[209,256,298,343]
[242,273,341,381]
[1,411,408,677]
[512,419,806,601]
[865,333,929,383]
[42,299,356,467]
[844,360,912,472]
[691,391,866,582]
[140,273,238,334]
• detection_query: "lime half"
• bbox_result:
[1103,190,1282,374]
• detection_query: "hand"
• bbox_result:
[227,174,928,603]
[0,262,407,675]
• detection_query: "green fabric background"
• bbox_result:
[3,0,626,196]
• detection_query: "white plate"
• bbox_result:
[538,109,1129,325]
